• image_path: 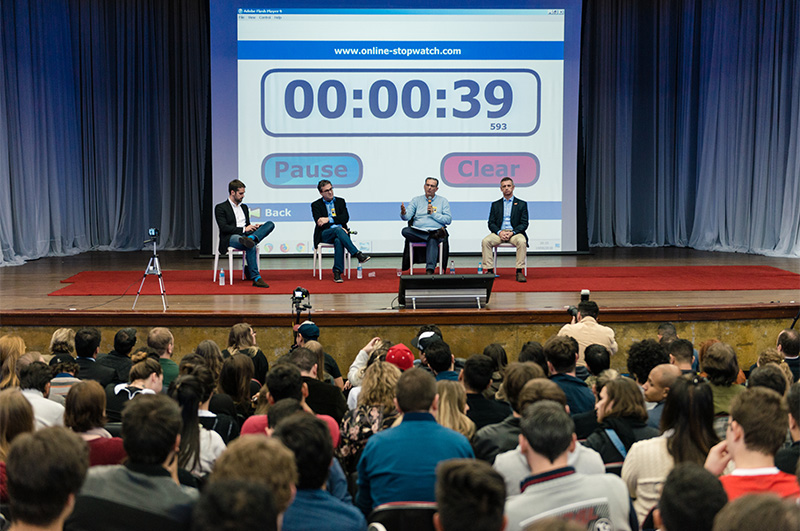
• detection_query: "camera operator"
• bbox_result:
[558,300,618,379]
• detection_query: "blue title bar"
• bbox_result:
[238,41,564,60]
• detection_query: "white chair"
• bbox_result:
[212,235,259,285]
[492,242,527,275]
[312,243,351,280]
[408,240,443,275]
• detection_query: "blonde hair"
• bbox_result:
[359,361,401,411]
[758,348,794,392]
[0,335,26,390]
[436,380,475,440]
[49,328,76,355]
[304,340,329,382]
[0,388,35,460]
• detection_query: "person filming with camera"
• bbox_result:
[558,299,618,380]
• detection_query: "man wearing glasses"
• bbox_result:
[311,179,370,283]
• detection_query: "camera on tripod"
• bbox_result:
[291,287,311,312]
[144,227,159,243]
[567,289,591,317]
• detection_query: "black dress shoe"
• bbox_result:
[333,270,344,283]
[252,278,269,288]
[241,237,256,249]
[356,252,371,263]
[485,268,494,274]
[426,269,435,275]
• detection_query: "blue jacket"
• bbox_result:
[356,412,474,514]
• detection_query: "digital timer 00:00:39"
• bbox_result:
[260,68,541,136]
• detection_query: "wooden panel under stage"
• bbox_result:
[1,247,798,327]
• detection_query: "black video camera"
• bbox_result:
[567,289,591,317]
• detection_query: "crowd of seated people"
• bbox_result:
[0,322,798,531]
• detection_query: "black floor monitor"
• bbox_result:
[398,274,495,309]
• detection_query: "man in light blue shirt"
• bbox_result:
[400,177,451,274]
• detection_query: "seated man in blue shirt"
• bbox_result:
[400,177,452,274]
[275,412,367,531]
[356,368,474,514]
[311,179,370,283]
[480,177,529,283]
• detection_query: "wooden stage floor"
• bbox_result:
[1,247,798,328]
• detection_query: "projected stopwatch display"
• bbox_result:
[261,69,541,136]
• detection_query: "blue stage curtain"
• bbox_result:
[0,0,208,265]
[582,0,800,256]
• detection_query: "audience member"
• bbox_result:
[287,347,347,421]
[178,360,239,444]
[66,394,199,531]
[217,353,257,422]
[483,343,509,397]
[584,343,610,387]
[222,323,269,385]
[625,339,670,392]
[461,354,512,431]
[96,327,137,384]
[48,328,77,366]
[49,359,82,406]
[642,363,681,428]
[749,362,790,396]
[775,382,800,474]
[656,322,678,344]
[20,361,65,428]
[356,368,474,514]
[0,388,35,503]
[338,361,401,473]
[712,493,800,531]
[0,335,26,390]
[702,341,745,438]
[74,327,115,388]
[583,376,659,474]
[493,379,605,496]
[148,327,179,388]
[192,479,278,531]
[655,463,727,531]
[346,336,386,388]
[434,459,506,531]
[622,375,718,523]
[294,321,344,389]
[169,374,226,478]
[518,341,548,377]
[752,347,794,391]
[346,340,397,410]
[6,427,89,531]
[473,362,545,463]
[544,336,595,414]
[504,401,636,531]
[704,387,800,500]
[666,338,696,374]
[209,435,298,526]
[411,327,444,370]
[776,328,800,382]
[436,380,475,440]
[17,351,47,373]
[426,340,459,381]
[275,413,367,531]
[240,363,341,448]
[105,351,163,422]
[557,300,618,366]
[65,380,126,466]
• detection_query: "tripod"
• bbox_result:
[132,238,168,311]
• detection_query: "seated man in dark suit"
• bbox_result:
[75,327,115,388]
[214,179,274,288]
[480,177,529,283]
[311,179,369,283]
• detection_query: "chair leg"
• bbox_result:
[228,251,234,285]
[408,242,414,275]
[213,253,220,282]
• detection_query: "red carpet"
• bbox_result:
[49,265,800,296]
